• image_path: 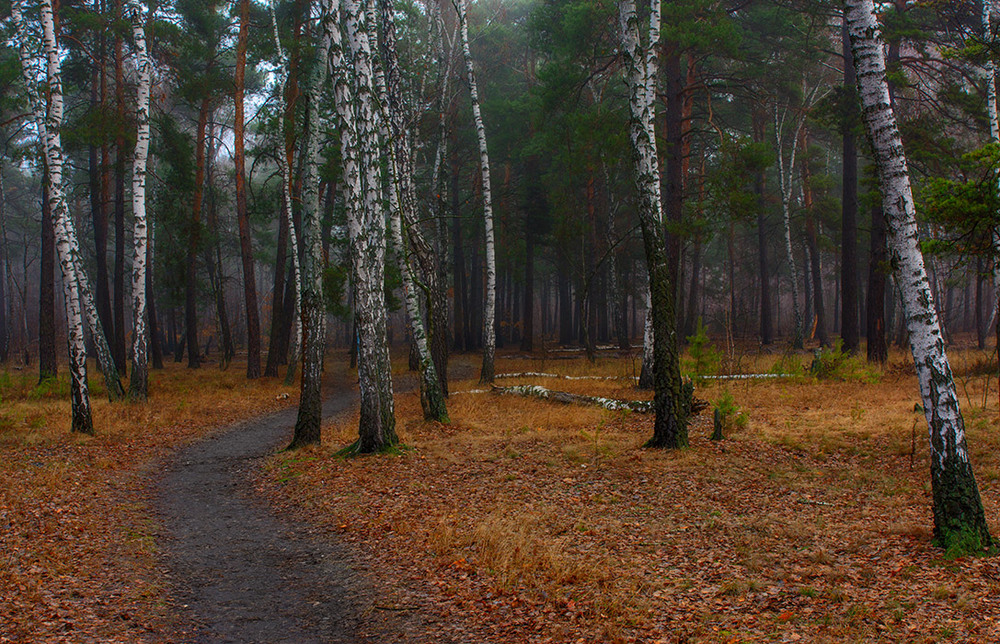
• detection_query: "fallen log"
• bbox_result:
[492,384,708,416]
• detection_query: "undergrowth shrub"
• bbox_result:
[685,318,721,381]
[809,340,881,383]
[715,390,748,432]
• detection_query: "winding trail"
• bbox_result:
[156,386,392,643]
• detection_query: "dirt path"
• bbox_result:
[156,385,398,643]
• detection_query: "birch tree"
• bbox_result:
[126,0,153,400]
[289,0,335,448]
[268,0,303,388]
[14,0,94,432]
[772,87,821,350]
[980,0,1000,354]
[379,0,448,422]
[457,0,497,384]
[846,0,992,551]
[12,2,124,403]
[335,0,398,453]
[620,0,689,448]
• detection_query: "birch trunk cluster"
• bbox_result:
[378,0,448,423]
[13,0,96,432]
[846,0,992,550]
[13,1,126,408]
[315,0,397,453]
[619,0,688,448]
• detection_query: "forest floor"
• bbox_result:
[260,342,1000,644]
[0,358,300,642]
[4,342,1000,643]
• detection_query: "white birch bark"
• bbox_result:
[379,0,448,421]
[126,0,152,400]
[980,0,1000,348]
[774,105,804,349]
[289,0,335,447]
[638,0,662,385]
[333,0,397,452]
[269,0,304,387]
[846,0,991,549]
[458,0,497,384]
[14,0,93,432]
[621,0,688,448]
[12,1,124,404]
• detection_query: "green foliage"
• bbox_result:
[808,340,881,383]
[940,526,993,560]
[323,264,350,320]
[685,317,720,380]
[714,390,747,432]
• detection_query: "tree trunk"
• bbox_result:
[847,0,992,551]
[16,0,94,432]
[621,0,688,447]
[113,20,127,373]
[459,0,497,384]
[89,63,113,355]
[841,16,860,354]
[332,0,397,452]
[186,97,210,369]
[752,108,773,346]
[39,167,57,382]
[801,129,828,346]
[0,167,8,363]
[452,165,467,352]
[148,231,163,369]
[204,119,234,369]
[774,106,806,349]
[235,0,261,379]
[127,0,152,399]
[379,0,447,421]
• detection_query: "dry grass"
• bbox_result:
[0,358,297,643]
[264,344,1000,643]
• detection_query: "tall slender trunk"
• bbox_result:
[113,16,127,372]
[754,109,772,345]
[126,0,152,399]
[270,0,303,386]
[451,148,467,352]
[16,0,94,432]
[39,167,57,381]
[558,250,572,345]
[89,53,113,349]
[841,16,860,354]
[264,15,295,377]
[148,230,163,369]
[204,119,234,369]
[458,0,497,384]
[0,167,8,363]
[774,105,807,349]
[847,0,992,550]
[981,0,1000,364]
[621,0,688,447]
[801,128,828,346]
[186,98,210,369]
[379,0,447,420]
[235,0,260,379]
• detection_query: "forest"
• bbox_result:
[3,0,1000,641]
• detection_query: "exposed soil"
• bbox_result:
[155,381,420,643]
